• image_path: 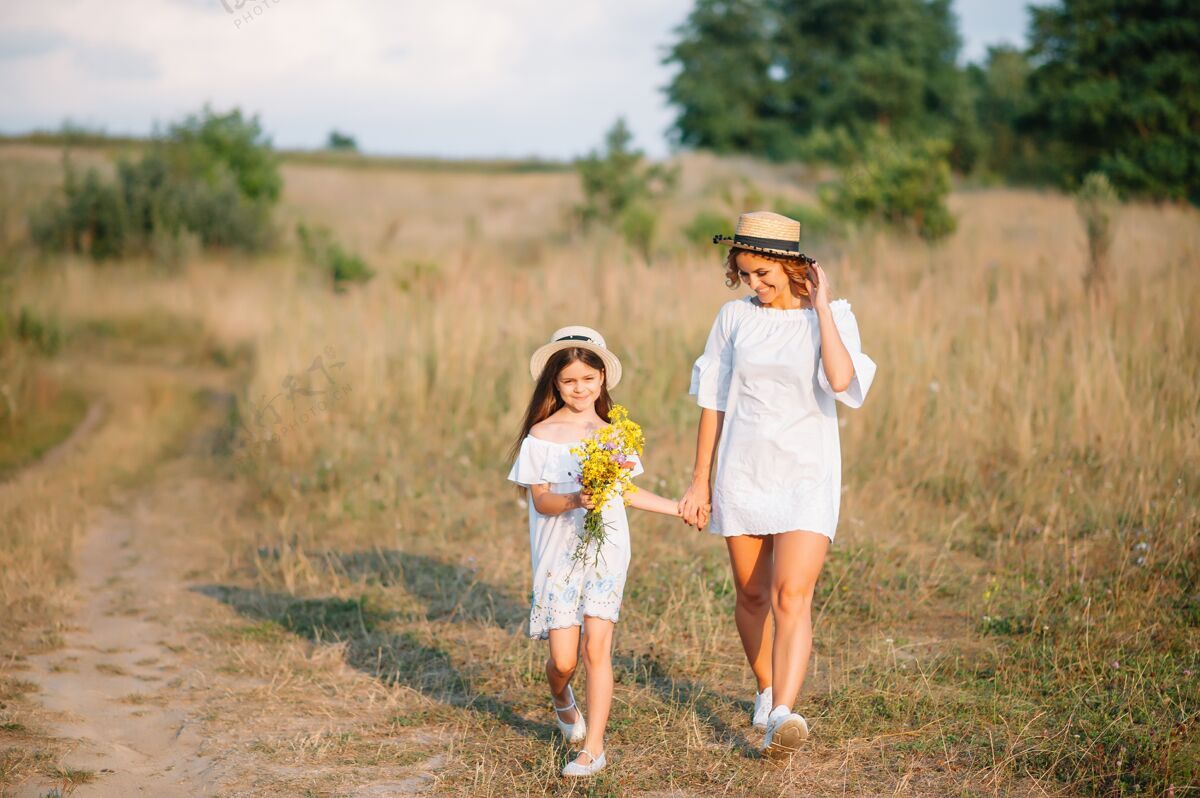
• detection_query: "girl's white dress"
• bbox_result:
[690,296,876,541]
[508,436,643,640]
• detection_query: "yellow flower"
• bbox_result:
[569,404,644,566]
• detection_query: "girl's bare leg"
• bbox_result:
[577,616,615,760]
[547,626,581,724]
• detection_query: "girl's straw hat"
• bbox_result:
[529,326,622,388]
[713,211,815,263]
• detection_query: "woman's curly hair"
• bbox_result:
[723,247,816,298]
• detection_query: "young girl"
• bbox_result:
[508,325,681,778]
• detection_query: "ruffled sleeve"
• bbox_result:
[506,437,579,487]
[816,299,877,408]
[689,300,740,411]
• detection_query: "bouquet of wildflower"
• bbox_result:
[569,404,645,567]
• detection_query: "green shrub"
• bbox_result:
[821,138,957,241]
[1075,172,1119,295]
[15,307,63,356]
[297,223,373,292]
[576,118,676,231]
[167,106,281,204]
[773,199,837,241]
[682,209,733,248]
[393,259,440,293]
[29,106,280,263]
[619,203,657,262]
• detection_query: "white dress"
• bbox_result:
[507,436,644,640]
[689,296,876,540]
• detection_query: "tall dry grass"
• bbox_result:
[211,158,1198,794]
[4,145,1197,795]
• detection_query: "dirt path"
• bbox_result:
[10,380,240,797]
[16,507,220,797]
[8,366,446,797]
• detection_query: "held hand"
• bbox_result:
[805,261,831,311]
[577,491,596,511]
[679,480,710,528]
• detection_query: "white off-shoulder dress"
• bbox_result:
[689,296,877,541]
[507,436,644,640]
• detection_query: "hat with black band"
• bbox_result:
[713,211,815,263]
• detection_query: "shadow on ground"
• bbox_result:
[193,548,549,738]
[196,548,756,754]
[613,650,757,757]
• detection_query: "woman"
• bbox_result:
[679,211,876,759]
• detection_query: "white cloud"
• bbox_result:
[0,0,1027,157]
[0,0,691,158]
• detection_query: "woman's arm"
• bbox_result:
[626,487,683,517]
[529,483,594,516]
[809,263,855,392]
[679,408,723,527]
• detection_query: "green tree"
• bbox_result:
[576,118,676,225]
[575,119,677,260]
[662,0,784,156]
[665,0,971,165]
[967,45,1038,179]
[1024,0,1200,202]
[326,130,358,151]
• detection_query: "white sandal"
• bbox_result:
[552,685,586,743]
[562,748,607,777]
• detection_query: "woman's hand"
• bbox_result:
[805,261,831,311]
[679,479,711,529]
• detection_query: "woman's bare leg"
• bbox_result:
[725,534,775,691]
[769,531,830,711]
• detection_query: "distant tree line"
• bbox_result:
[664,0,1200,204]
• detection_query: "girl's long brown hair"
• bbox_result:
[509,347,614,465]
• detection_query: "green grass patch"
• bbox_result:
[0,387,87,480]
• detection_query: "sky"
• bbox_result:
[0,0,1028,160]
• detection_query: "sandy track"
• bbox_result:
[16,508,220,797]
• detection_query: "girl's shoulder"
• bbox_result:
[528,418,591,446]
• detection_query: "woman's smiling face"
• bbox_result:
[736,250,793,307]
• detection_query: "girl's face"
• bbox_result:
[736,251,791,306]
[555,359,604,413]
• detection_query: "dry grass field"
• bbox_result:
[0,142,1197,797]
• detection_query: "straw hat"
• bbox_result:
[529,326,622,388]
[713,211,815,263]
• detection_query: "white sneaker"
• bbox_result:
[562,748,606,777]
[761,712,809,759]
[552,685,586,743]
[752,687,773,730]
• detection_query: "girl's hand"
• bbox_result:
[576,491,596,511]
[805,261,831,311]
